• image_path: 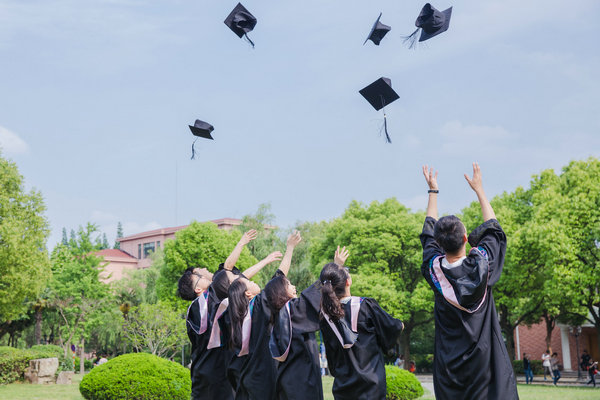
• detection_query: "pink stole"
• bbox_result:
[207,298,229,349]
[186,291,209,335]
[238,297,255,356]
[322,296,362,349]
[271,301,293,362]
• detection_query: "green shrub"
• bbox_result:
[512,359,543,375]
[385,365,424,400]
[0,345,69,384]
[74,356,93,371]
[413,354,433,373]
[79,353,191,400]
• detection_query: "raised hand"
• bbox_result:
[334,246,350,266]
[239,229,258,246]
[264,251,283,264]
[422,165,439,190]
[286,231,302,248]
[464,162,483,194]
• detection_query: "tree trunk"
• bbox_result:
[542,313,555,352]
[35,308,42,345]
[400,325,412,370]
[80,337,85,374]
[498,304,516,361]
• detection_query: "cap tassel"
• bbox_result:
[402,28,420,49]
[191,138,198,160]
[244,33,255,48]
[383,112,392,143]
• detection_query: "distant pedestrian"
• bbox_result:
[320,353,329,376]
[541,349,552,381]
[409,361,416,373]
[581,350,591,371]
[587,361,597,387]
[394,355,405,370]
[523,353,533,384]
[551,352,560,385]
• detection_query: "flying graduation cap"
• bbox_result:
[363,13,391,46]
[403,3,452,49]
[224,2,257,48]
[188,119,214,160]
[359,77,399,143]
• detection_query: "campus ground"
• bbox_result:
[0,374,598,399]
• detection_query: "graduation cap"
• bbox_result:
[363,13,391,46]
[403,3,452,49]
[359,77,399,143]
[188,119,214,160]
[224,2,257,48]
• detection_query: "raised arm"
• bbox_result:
[422,165,439,220]
[334,246,349,266]
[279,231,302,276]
[241,251,282,279]
[224,229,257,271]
[464,162,496,222]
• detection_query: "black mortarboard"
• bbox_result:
[403,3,452,48]
[359,77,400,143]
[363,13,391,46]
[188,119,214,160]
[224,3,257,47]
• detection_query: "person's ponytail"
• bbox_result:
[228,278,249,350]
[320,262,348,322]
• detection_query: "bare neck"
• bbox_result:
[445,249,466,264]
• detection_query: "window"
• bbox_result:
[156,241,161,249]
[138,244,141,259]
[143,242,156,258]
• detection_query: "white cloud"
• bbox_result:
[0,125,29,154]
[122,221,163,237]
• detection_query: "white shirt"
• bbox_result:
[542,353,551,367]
[441,256,467,269]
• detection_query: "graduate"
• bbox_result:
[319,254,404,400]
[420,163,518,400]
[177,229,282,400]
[265,237,349,400]
[226,232,307,400]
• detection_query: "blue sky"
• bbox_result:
[1,0,599,248]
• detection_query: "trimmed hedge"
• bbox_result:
[512,359,544,375]
[386,365,424,400]
[0,345,67,384]
[79,353,191,400]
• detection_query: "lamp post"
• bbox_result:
[569,326,582,380]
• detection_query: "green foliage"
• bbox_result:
[79,353,191,400]
[0,153,50,322]
[413,353,433,373]
[385,365,424,400]
[74,357,93,371]
[156,221,258,306]
[121,302,186,358]
[0,345,66,384]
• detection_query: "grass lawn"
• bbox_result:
[0,374,597,399]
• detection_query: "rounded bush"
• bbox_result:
[0,345,68,384]
[79,353,191,400]
[385,365,424,400]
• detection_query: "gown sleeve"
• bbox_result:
[420,216,443,285]
[363,298,404,351]
[289,281,322,333]
[467,219,506,286]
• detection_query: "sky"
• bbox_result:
[1,0,599,248]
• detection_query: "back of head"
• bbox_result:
[319,263,348,322]
[212,270,231,301]
[433,215,466,254]
[177,268,196,301]
[228,278,249,349]
[263,275,290,319]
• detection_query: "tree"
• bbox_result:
[0,152,50,326]
[101,233,110,249]
[310,199,434,365]
[62,228,68,246]
[156,221,258,307]
[114,222,123,249]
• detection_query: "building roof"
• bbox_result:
[117,218,246,243]
[95,248,138,262]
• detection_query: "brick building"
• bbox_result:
[514,320,598,372]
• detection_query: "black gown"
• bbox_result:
[270,276,323,400]
[420,217,519,400]
[320,297,404,400]
[187,287,235,400]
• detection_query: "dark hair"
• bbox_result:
[212,270,231,301]
[319,263,348,322]
[228,278,249,350]
[552,352,558,356]
[433,215,466,253]
[264,275,292,322]
[177,268,196,301]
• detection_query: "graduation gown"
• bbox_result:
[270,276,323,400]
[187,287,235,400]
[420,217,518,400]
[320,297,403,400]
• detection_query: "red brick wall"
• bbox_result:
[515,322,563,365]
